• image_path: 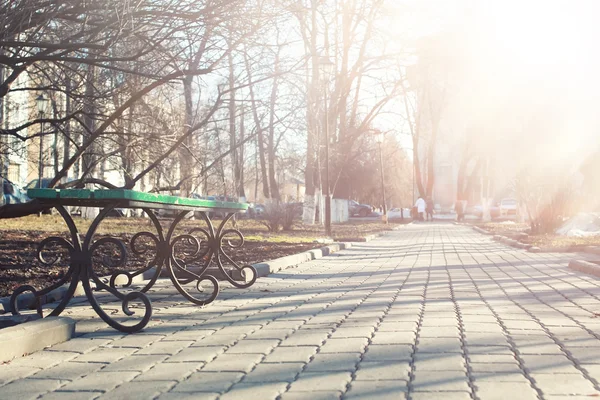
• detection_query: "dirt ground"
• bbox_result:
[0,216,404,298]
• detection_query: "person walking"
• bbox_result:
[455,199,466,222]
[426,197,434,221]
[415,196,426,222]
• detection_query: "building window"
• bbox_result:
[7,163,20,183]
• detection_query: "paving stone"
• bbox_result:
[466,345,512,354]
[281,330,330,346]
[279,391,342,400]
[33,361,104,379]
[101,354,169,372]
[419,326,459,337]
[582,364,600,381]
[9,350,79,369]
[97,380,176,399]
[133,361,200,381]
[135,340,194,356]
[202,353,263,373]
[304,352,361,372]
[170,371,243,392]
[329,325,374,338]
[319,338,368,353]
[471,371,530,383]
[288,371,352,392]
[417,337,462,353]
[72,347,136,363]
[413,352,466,372]
[190,334,240,347]
[345,380,408,400]
[410,391,471,400]
[243,362,304,383]
[108,334,165,348]
[263,346,318,363]
[520,354,581,374]
[0,365,41,385]
[531,373,598,395]
[59,371,138,392]
[247,328,293,340]
[219,382,288,399]
[468,353,517,364]
[354,361,410,381]
[0,378,67,400]
[565,346,600,363]
[370,331,415,345]
[412,369,470,391]
[163,346,224,363]
[474,381,538,400]
[46,337,112,353]
[225,338,280,354]
[38,391,101,400]
[362,345,412,362]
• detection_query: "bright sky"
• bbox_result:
[385,0,600,175]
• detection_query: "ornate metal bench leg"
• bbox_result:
[10,206,81,318]
[82,206,152,333]
[107,208,165,293]
[188,212,257,289]
[164,211,219,305]
[9,205,152,333]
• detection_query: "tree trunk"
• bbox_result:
[228,49,241,199]
[179,76,194,197]
[243,51,269,199]
[238,108,246,199]
[302,0,320,224]
[81,63,97,180]
[267,52,280,201]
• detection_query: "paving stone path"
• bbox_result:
[2,223,600,399]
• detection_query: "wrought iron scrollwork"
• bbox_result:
[9,201,255,333]
[9,205,153,333]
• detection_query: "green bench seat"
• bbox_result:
[27,189,248,213]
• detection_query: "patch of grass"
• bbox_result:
[527,234,600,249]
[474,221,530,235]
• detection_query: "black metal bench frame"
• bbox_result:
[8,189,255,333]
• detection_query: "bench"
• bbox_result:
[8,188,255,333]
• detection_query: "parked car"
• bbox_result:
[467,203,500,219]
[26,177,77,189]
[254,204,266,217]
[25,178,53,189]
[499,198,518,216]
[2,178,29,204]
[191,195,247,219]
[349,200,372,217]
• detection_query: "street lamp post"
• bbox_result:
[374,132,387,224]
[35,94,49,188]
[318,55,334,237]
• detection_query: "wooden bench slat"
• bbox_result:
[27,189,248,211]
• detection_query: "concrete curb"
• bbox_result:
[569,259,600,278]
[252,242,352,280]
[472,226,492,235]
[0,316,75,363]
[487,234,533,251]
[584,246,600,256]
